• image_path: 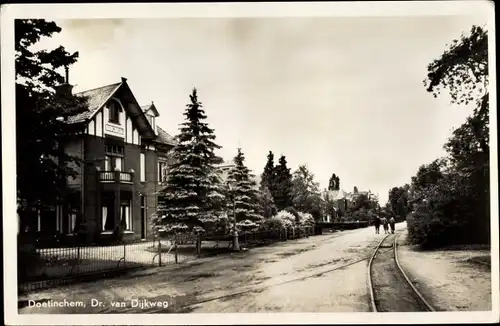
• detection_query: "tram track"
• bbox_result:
[368,232,436,312]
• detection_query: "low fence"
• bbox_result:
[317,221,371,231]
[215,226,314,245]
[18,226,315,293]
[18,239,193,293]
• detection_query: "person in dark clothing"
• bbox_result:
[389,217,396,234]
[380,217,389,234]
[374,216,381,234]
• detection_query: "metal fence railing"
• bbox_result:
[18,239,195,293]
[18,226,317,293]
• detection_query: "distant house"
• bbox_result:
[19,77,177,243]
[215,160,260,189]
[324,189,350,222]
[215,160,235,183]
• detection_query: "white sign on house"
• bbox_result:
[105,123,125,137]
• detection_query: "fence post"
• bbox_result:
[196,234,201,257]
[158,240,162,267]
[76,244,81,275]
[123,241,126,267]
[174,240,178,264]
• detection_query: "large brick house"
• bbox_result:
[20,77,176,243]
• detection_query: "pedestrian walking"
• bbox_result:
[389,217,396,234]
[380,217,389,234]
[374,216,381,234]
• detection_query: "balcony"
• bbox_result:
[99,170,134,184]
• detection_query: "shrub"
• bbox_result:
[298,212,315,226]
[274,210,296,227]
[284,206,300,223]
[406,201,470,249]
[258,217,286,232]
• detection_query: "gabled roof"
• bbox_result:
[141,102,160,117]
[69,82,122,123]
[156,126,176,146]
[69,77,156,139]
[215,160,235,169]
[326,189,348,200]
[68,78,177,145]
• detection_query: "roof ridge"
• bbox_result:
[74,81,122,95]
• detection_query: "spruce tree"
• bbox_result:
[156,88,224,234]
[261,151,276,192]
[273,155,294,210]
[227,148,263,231]
[259,151,278,218]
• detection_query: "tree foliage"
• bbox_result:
[260,151,276,195]
[424,25,488,106]
[258,151,278,218]
[291,165,323,220]
[405,25,490,249]
[257,186,277,219]
[156,88,225,234]
[16,19,88,208]
[226,148,263,231]
[273,155,294,210]
[388,185,410,222]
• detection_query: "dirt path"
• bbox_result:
[396,231,492,311]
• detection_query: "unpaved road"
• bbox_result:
[21,222,490,313]
[20,223,398,313]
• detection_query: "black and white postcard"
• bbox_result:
[1,1,498,325]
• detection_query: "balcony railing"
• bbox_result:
[99,171,134,184]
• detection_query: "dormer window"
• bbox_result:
[146,115,155,129]
[146,115,156,133]
[108,100,122,124]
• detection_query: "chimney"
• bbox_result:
[55,66,73,97]
[65,66,69,84]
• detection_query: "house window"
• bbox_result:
[105,144,124,155]
[140,152,146,182]
[121,200,132,231]
[140,195,146,239]
[102,196,115,232]
[55,205,63,232]
[158,161,168,182]
[105,155,124,171]
[68,212,77,234]
[108,100,122,124]
[37,208,41,232]
[102,206,108,231]
[105,144,124,171]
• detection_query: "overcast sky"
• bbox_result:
[35,15,487,204]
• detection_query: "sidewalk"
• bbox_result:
[396,231,491,311]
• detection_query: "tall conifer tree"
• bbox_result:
[227,148,262,231]
[273,155,293,210]
[156,89,225,233]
